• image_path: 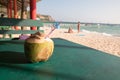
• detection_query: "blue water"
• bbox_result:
[44,23,120,37]
[61,24,120,36]
[80,25,120,36]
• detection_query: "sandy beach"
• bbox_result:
[44,27,120,57]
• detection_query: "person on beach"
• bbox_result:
[77,22,80,33]
[68,27,73,33]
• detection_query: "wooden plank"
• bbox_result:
[0,18,44,39]
[0,30,44,34]
[0,18,43,27]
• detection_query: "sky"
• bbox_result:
[37,0,120,24]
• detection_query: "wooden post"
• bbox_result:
[30,0,37,30]
[14,0,19,30]
[7,3,10,18]
[21,0,24,19]
[8,0,12,18]
[21,0,28,30]
[10,0,12,18]
[14,0,17,18]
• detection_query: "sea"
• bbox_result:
[44,23,120,37]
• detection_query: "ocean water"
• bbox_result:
[61,24,120,37]
[44,23,120,37]
[81,25,120,36]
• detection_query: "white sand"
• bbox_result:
[44,27,120,57]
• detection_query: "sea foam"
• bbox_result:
[82,29,112,36]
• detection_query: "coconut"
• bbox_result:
[24,32,54,63]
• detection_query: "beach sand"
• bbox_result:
[44,27,120,57]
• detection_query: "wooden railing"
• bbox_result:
[0,18,44,39]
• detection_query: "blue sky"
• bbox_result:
[37,0,120,24]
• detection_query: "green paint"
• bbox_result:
[0,38,120,80]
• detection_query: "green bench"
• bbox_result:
[0,18,44,39]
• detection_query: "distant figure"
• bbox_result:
[1,14,4,17]
[68,27,73,33]
[77,22,80,33]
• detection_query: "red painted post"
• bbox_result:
[13,0,19,30]
[30,0,37,30]
[8,0,15,30]
[9,0,12,18]
[14,0,17,18]
[7,3,10,18]
[7,0,12,18]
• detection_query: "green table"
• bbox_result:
[0,38,120,80]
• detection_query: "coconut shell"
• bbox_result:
[24,32,54,63]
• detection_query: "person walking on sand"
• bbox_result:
[77,22,80,33]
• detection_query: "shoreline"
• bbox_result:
[44,27,120,57]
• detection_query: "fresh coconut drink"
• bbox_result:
[24,32,54,63]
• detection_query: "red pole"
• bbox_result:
[30,0,37,30]
[14,0,19,30]
[9,0,12,18]
[7,3,10,18]
[7,0,12,18]
[14,0,17,18]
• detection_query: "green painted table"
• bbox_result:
[0,38,120,80]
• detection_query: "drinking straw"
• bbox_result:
[45,27,56,38]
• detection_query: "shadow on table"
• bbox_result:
[0,51,27,64]
[0,63,83,80]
